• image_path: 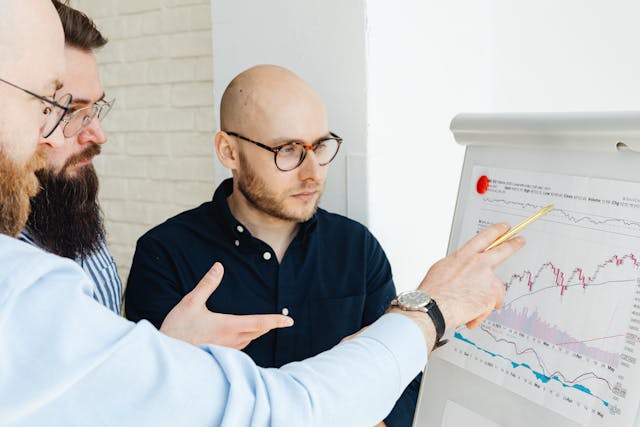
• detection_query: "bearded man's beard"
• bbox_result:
[237,151,322,223]
[0,148,46,237]
[27,144,105,259]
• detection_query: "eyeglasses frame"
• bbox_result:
[61,97,115,138]
[226,131,343,171]
[0,77,71,138]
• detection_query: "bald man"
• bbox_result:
[124,65,524,426]
[0,3,525,423]
[0,0,71,232]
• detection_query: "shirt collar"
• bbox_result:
[210,178,318,242]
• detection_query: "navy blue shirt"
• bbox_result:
[125,179,421,426]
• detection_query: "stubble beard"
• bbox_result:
[237,152,322,223]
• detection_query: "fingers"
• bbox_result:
[484,236,526,267]
[233,313,294,332]
[461,223,510,254]
[466,277,505,329]
[188,262,224,306]
[237,315,295,345]
[466,309,491,329]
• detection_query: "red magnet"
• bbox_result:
[476,175,490,194]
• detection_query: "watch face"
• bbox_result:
[397,291,431,309]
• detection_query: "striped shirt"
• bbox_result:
[18,228,122,314]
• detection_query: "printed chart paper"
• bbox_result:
[438,166,640,426]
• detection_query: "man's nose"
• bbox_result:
[297,148,323,180]
[78,118,107,145]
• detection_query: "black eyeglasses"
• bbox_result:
[0,77,72,138]
[227,131,343,172]
[61,98,115,138]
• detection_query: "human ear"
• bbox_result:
[214,131,238,169]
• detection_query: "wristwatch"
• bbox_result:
[390,290,448,349]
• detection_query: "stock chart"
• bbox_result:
[439,167,640,426]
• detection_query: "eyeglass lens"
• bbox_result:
[63,99,114,138]
[276,138,340,171]
[42,93,72,138]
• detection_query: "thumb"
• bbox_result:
[188,262,224,306]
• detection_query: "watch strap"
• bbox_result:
[424,299,448,349]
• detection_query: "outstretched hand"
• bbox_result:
[160,262,294,348]
[418,223,526,331]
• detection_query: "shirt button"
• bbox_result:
[281,307,289,316]
[236,225,244,233]
[262,251,272,261]
[234,240,240,247]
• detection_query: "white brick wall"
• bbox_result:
[71,0,217,283]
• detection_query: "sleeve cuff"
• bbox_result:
[360,313,428,389]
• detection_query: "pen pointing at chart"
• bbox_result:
[484,204,554,252]
[464,204,554,330]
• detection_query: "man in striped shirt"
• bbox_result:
[17,2,294,342]
[18,1,122,314]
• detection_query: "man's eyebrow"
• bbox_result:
[71,93,106,106]
[70,98,92,106]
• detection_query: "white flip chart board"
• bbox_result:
[413,112,640,427]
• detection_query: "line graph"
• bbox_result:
[454,328,614,405]
[483,198,640,231]
[438,166,640,426]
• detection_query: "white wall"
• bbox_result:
[366,1,493,291]
[73,0,216,282]
[492,0,640,112]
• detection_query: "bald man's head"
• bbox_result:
[0,0,64,80]
[220,65,328,139]
[0,0,18,68]
[0,0,65,236]
[215,65,333,224]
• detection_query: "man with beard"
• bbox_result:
[18,0,122,314]
[1,0,525,424]
[125,65,428,426]
[33,2,301,345]
[22,1,296,341]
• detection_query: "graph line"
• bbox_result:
[454,328,614,409]
[505,254,638,296]
[484,198,640,230]
[557,334,627,346]
[478,323,616,392]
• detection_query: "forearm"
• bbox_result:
[7,250,428,427]
[278,313,428,425]
[387,307,437,352]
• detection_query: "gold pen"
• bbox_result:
[484,204,554,252]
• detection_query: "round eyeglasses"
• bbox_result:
[227,131,343,172]
[44,93,73,138]
[61,98,115,138]
[0,77,72,138]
